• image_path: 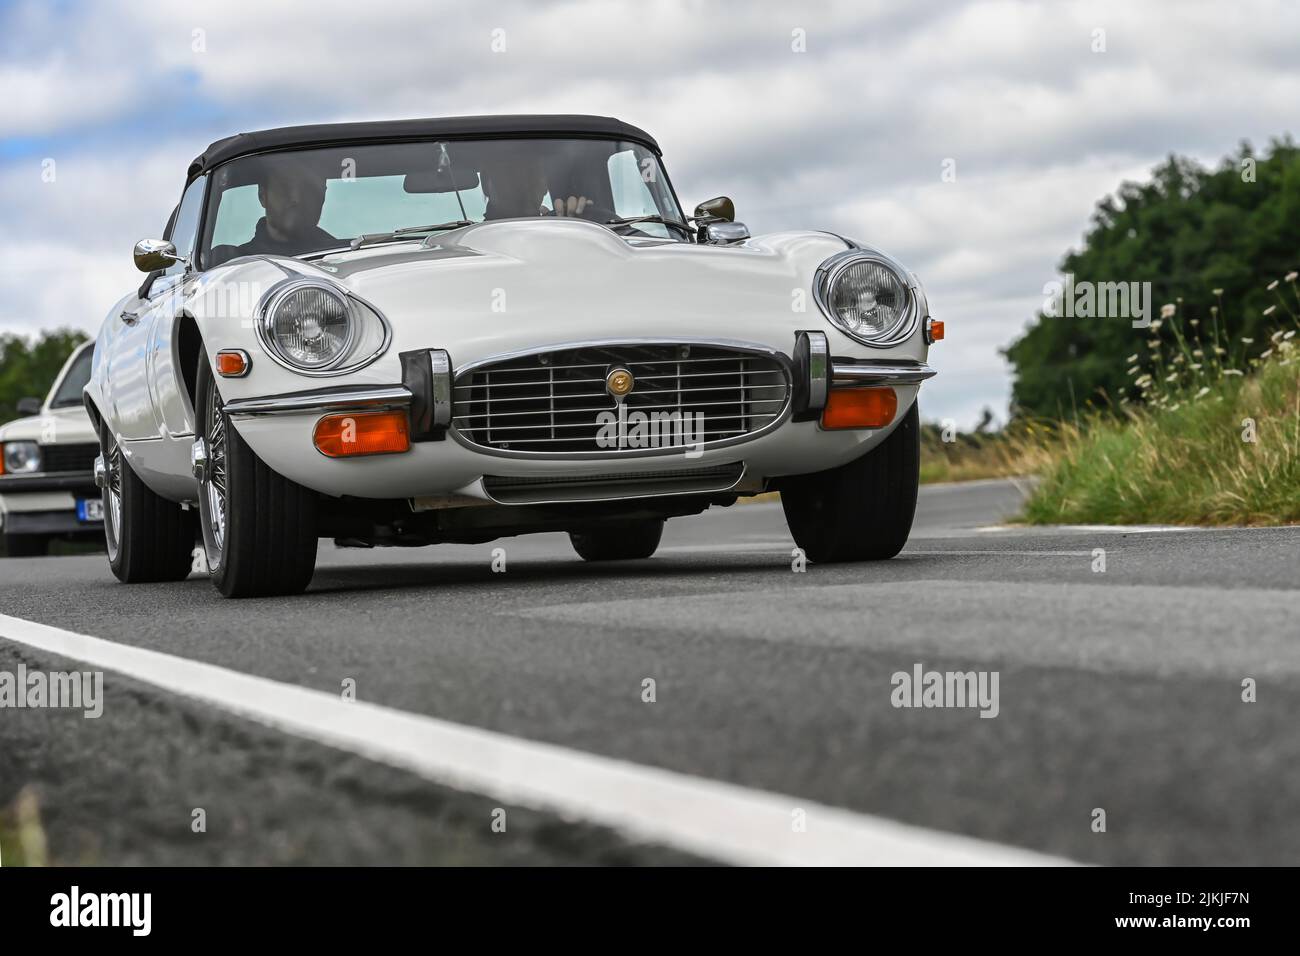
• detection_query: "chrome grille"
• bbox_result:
[453,344,789,454]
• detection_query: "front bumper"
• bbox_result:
[1,509,102,535]
[0,472,101,534]
[0,472,100,495]
[221,339,934,503]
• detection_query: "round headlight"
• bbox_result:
[3,441,41,474]
[264,283,354,370]
[816,252,917,347]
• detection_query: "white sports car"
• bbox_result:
[85,115,939,597]
[1,341,103,555]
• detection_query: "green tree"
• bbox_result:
[1005,137,1300,418]
[0,328,90,423]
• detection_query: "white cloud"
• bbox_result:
[2,0,1298,427]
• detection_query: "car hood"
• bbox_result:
[289,218,850,344]
[0,403,97,444]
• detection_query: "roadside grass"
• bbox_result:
[0,786,50,866]
[919,424,1057,484]
[1022,277,1300,527]
[1022,356,1300,525]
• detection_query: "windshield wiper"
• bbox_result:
[350,220,474,250]
[605,215,694,239]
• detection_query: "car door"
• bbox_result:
[112,176,207,441]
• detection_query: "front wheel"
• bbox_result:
[780,400,920,562]
[570,519,664,561]
[196,358,318,597]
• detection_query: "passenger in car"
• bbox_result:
[216,161,339,262]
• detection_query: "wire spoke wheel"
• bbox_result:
[102,437,123,561]
[201,373,228,568]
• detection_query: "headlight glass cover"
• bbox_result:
[815,251,918,347]
[257,280,389,375]
[3,441,41,474]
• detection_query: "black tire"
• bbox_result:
[99,424,196,583]
[3,533,49,557]
[781,400,920,562]
[196,358,318,597]
[570,519,664,561]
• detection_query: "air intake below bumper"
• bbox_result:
[482,462,745,504]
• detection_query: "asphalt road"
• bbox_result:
[1,478,1298,865]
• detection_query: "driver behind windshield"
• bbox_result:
[231,160,338,257]
[481,151,602,221]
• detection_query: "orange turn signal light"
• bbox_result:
[215,349,250,377]
[928,319,945,342]
[314,411,410,458]
[821,387,897,430]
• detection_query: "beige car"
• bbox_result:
[0,341,103,556]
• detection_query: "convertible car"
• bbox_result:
[85,114,940,597]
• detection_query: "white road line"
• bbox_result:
[0,612,1072,867]
[975,524,1197,534]
[660,543,1102,557]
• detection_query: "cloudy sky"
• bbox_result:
[2,0,1298,426]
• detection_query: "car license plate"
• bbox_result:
[77,498,104,522]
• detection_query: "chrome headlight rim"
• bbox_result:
[255,277,391,377]
[2,440,41,474]
[813,249,919,348]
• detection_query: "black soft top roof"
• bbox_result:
[187,114,660,181]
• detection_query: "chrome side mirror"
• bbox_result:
[692,196,735,223]
[133,238,183,273]
[699,221,750,245]
[692,196,748,243]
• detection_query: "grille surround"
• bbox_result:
[451,340,792,459]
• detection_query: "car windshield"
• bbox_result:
[201,138,687,265]
[48,346,92,408]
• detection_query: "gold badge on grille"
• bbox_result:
[606,367,634,398]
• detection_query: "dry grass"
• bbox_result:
[0,786,50,866]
